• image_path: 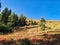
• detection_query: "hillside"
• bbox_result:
[0,20,60,42]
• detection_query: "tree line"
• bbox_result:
[0,7,37,34]
[0,7,47,34]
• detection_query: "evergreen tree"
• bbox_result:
[7,13,18,27]
[0,14,2,21]
[12,13,18,27]
[40,18,46,23]
[29,20,37,25]
[1,8,11,25]
[39,18,46,30]
[19,14,26,26]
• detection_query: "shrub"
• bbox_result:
[20,38,32,45]
[33,21,37,25]
[47,27,52,29]
[0,24,13,34]
[39,18,46,31]
[40,18,46,23]
[40,24,46,31]
[29,20,33,25]
[19,14,26,26]
[29,20,37,25]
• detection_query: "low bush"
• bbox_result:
[20,38,32,45]
[47,27,52,29]
[0,24,13,34]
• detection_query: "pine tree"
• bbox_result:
[19,14,26,26]
[39,18,46,30]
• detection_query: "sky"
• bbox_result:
[1,0,60,20]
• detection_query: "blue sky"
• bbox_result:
[1,0,60,20]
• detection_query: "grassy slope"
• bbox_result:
[0,20,60,41]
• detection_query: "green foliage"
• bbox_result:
[19,14,26,26]
[0,8,27,34]
[39,18,46,30]
[33,21,37,25]
[29,20,33,25]
[40,24,46,30]
[12,13,18,26]
[0,24,13,34]
[29,20,37,25]
[0,8,28,34]
[47,27,52,29]
[1,7,11,25]
[7,14,14,27]
[40,18,46,23]
[8,13,18,27]
[0,14,2,21]
[20,39,32,45]
[0,8,13,34]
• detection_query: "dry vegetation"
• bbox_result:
[0,20,60,42]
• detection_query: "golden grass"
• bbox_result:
[0,20,60,41]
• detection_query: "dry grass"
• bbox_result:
[0,20,60,41]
